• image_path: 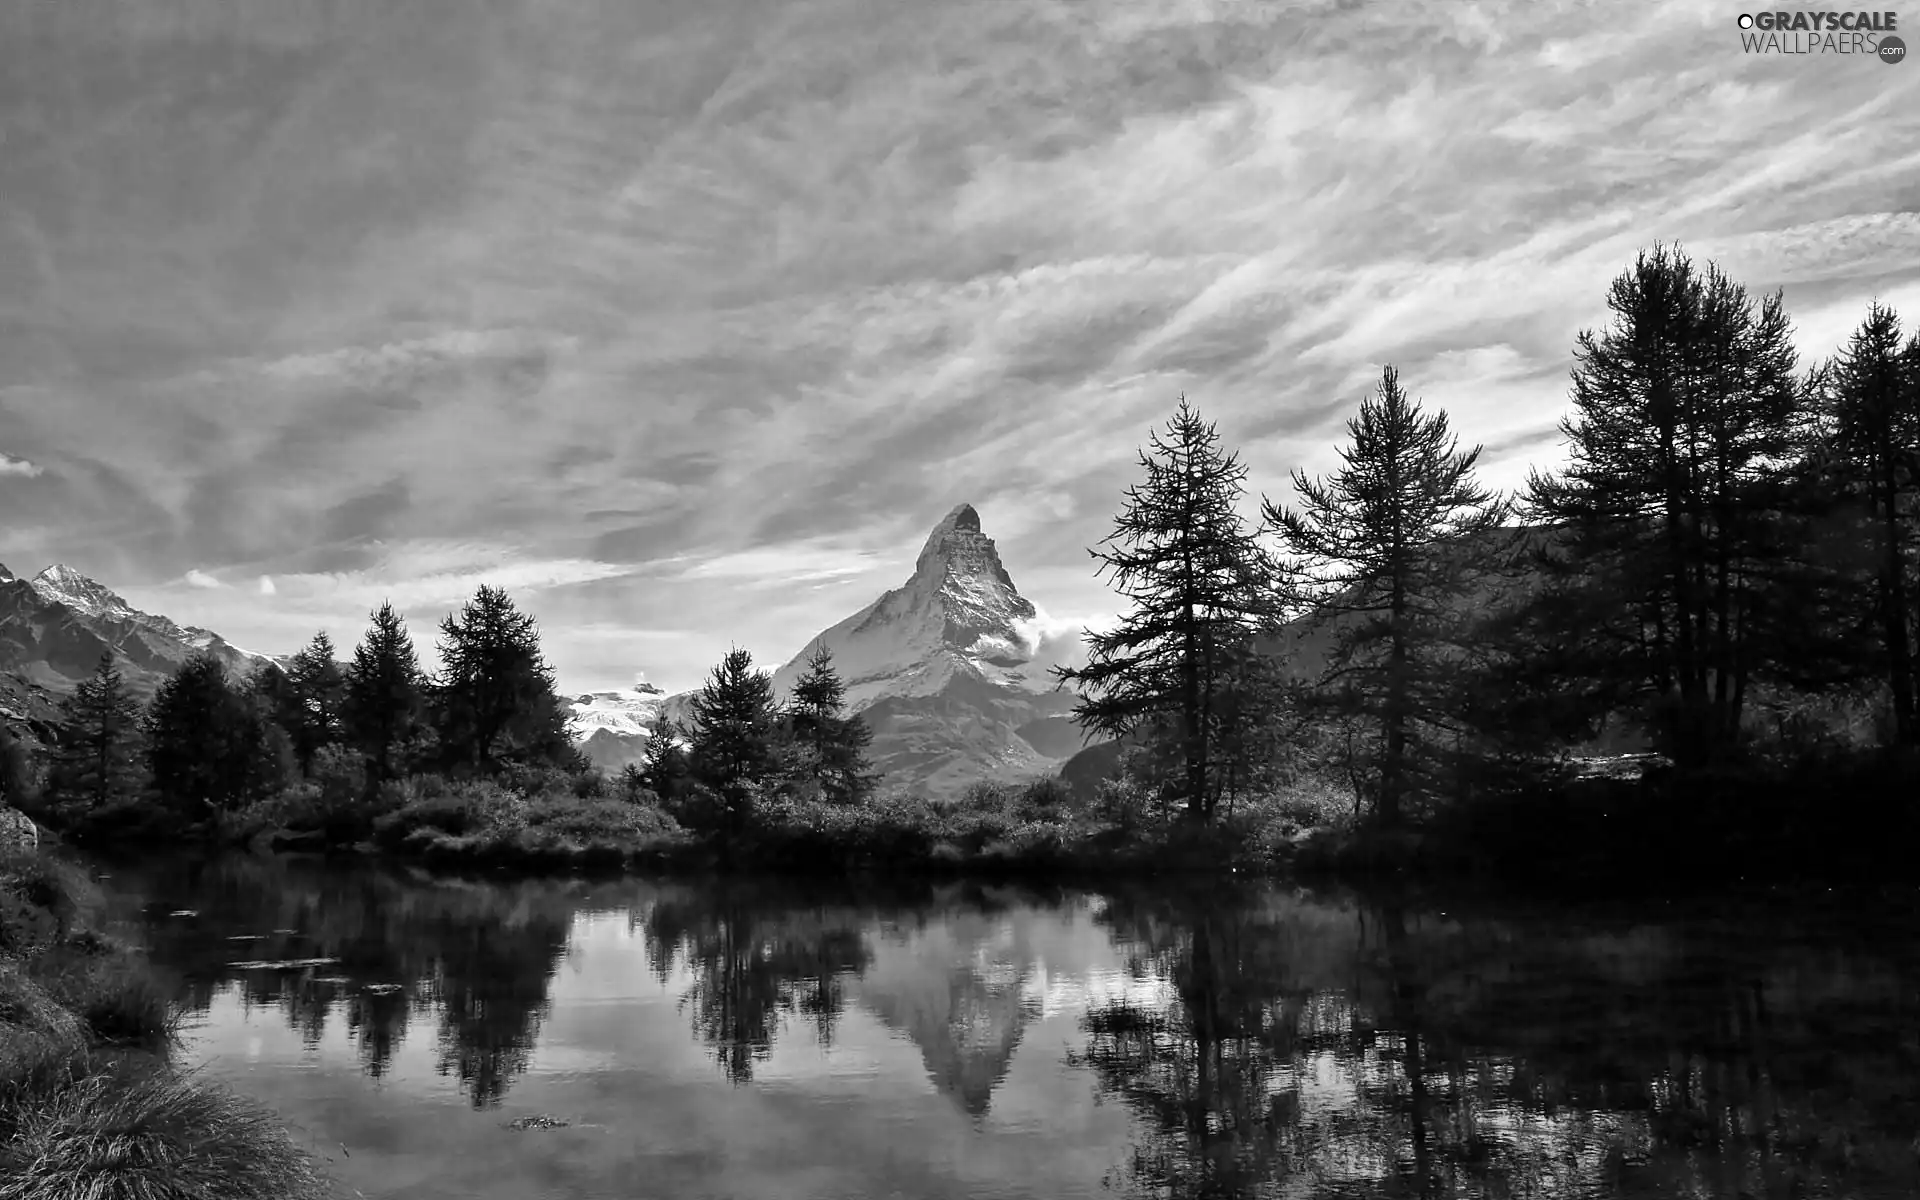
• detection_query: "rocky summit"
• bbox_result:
[0,563,275,699]
[766,503,1086,797]
[577,504,1089,795]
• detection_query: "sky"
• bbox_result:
[2,0,1918,694]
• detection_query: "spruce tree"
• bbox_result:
[342,601,429,785]
[786,643,876,804]
[1054,396,1272,820]
[1818,303,1920,745]
[1264,366,1511,826]
[687,648,783,834]
[50,653,145,813]
[433,586,573,774]
[1526,245,1808,768]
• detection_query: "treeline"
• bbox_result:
[1062,245,1919,848]
[13,584,876,853]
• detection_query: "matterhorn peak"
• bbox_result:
[913,502,1020,595]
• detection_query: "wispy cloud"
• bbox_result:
[183,569,221,589]
[3,0,1916,690]
[257,575,277,596]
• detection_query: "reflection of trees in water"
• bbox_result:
[116,854,601,1108]
[1080,887,1920,1199]
[641,883,875,1084]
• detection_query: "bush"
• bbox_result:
[34,949,179,1049]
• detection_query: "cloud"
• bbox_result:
[0,452,42,478]
[258,575,277,596]
[183,569,222,589]
[4,0,1917,690]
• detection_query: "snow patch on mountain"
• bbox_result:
[569,681,666,740]
[29,564,140,620]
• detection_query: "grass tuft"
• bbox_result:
[0,1057,331,1200]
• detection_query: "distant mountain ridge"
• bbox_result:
[0,561,279,700]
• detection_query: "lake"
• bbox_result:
[82,852,1920,1200]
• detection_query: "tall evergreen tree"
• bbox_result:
[0,724,34,812]
[1818,303,1920,746]
[433,586,573,773]
[785,643,876,804]
[342,601,429,784]
[1264,366,1512,827]
[50,653,145,813]
[1055,396,1272,820]
[282,631,347,773]
[1526,245,1807,769]
[687,648,783,835]
[145,652,276,814]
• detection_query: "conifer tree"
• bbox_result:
[50,653,145,813]
[282,631,347,773]
[145,652,275,814]
[1264,366,1511,826]
[785,643,876,804]
[1525,245,1808,768]
[433,586,573,773]
[1817,303,1920,745]
[0,724,35,812]
[342,601,429,784]
[640,716,692,806]
[687,648,783,834]
[1055,396,1272,820]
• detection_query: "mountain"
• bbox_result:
[762,503,1085,797]
[569,682,668,774]
[581,505,1090,796]
[0,562,277,700]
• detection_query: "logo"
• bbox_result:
[1737,10,1905,59]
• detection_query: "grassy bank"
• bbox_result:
[0,847,333,1200]
[36,743,1920,892]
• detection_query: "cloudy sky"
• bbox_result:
[2,0,1917,693]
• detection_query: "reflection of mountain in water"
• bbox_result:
[849,910,1045,1117]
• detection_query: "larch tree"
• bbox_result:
[1264,365,1512,827]
[1055,396,1274,821]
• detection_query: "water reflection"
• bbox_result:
[92,853,1920,1199]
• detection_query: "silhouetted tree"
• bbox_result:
[687,648,783,837]
[640,716,693,807]
[1526,245,1808,769]
[145,652,277,814]
[1264,366,1512,826]
[281,631,347,773]
[48,653,146,814]
[0,725,35,812]
[1816,303,1920,745]
[1056,397,1273,821]
[433,586,574,774]
[342,601,430,785]
[785,643,876,804]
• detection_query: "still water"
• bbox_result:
[86,853,1920,1200]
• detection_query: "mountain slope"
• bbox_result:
[762,504,1084,797]
[583,505,1090,795]
[0,562,276,700]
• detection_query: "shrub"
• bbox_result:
[34,950,178,1049]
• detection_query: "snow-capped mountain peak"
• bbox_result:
[569,683,668,739]
[770,502,1053,708]
[29,564,138,619]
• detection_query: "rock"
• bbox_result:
[504,1115,570,1131]
[0,805,39,850]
